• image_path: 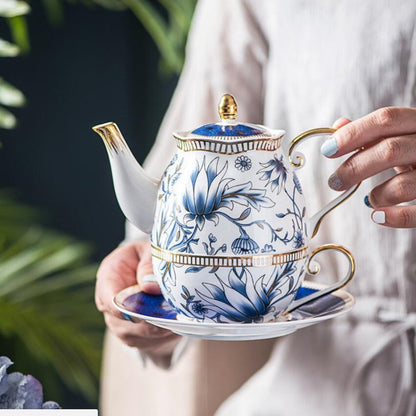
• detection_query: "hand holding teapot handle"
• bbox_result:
[288,127,360,237]
[285,127,359,311]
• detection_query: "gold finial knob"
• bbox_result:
[218,94,237,120]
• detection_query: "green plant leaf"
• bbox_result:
[0,0,30,17]
[8,15,30,53]
[123,0,182,74]
[91,0,126,11]
[0,38,20,57]
[0,78,26,107]
[0,193,103,403]
[0,299,102,402]
[41,0,64,25]
[0,106,17,129]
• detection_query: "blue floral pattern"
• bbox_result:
[257,154,288,194]
[151,150,309,322]
[231,229,259,255]
[235,155,252,171]
[180,264,301,323]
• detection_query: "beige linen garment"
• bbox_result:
[101,1,416,415]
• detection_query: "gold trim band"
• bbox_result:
[151,244,308,268]
[173,135,284,155]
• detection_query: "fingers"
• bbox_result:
[365,170,416,228]
[369,170,416,208]
[104,313,181,351]
[96,241,179,352]
[370,205,416,228]
[135,241,161,295]
[332,117,351,129]
[96,243,140,318]
[327,134,416,190]
[322,107,416,158]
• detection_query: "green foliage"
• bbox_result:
[0,0,197,405]
[122,0,196,75]
[0,0,29,130]
[0,4,103,398]
[0,191,103,404]
[41,0,197,75]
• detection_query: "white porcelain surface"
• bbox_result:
[113,282,355,341]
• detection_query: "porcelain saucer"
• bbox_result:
[113,281,354,341]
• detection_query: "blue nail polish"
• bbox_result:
[364,195,373,208]
[328,173,343,190]
[123,313,134,322]
[320,137,338,157]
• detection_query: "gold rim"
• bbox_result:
[173,135,284,155]
[151,244,308,268]
[92,122,127,155]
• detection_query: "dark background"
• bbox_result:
[0,3,177,260]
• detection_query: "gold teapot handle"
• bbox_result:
[288,127,360,238]
[287,244,355,312]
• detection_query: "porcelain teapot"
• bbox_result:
[93,94,358,323]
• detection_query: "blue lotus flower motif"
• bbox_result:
[182,157,232,230]
[192,265,296,323]
[231,229,259,255]
[257,154,288,194]
[293,230,305,248]
[183,157,274,230]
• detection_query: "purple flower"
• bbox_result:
[0,357,60,409]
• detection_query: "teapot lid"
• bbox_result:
[173,94,285,154]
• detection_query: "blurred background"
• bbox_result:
[0,0,195,408]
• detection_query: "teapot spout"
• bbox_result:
[92,122,159,234]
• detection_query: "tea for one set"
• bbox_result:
[93,94,358,340]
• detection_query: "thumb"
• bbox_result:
[136,243,161,295]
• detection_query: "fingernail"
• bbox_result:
[372,211,386,224]
[328,172,343,190]
[142,274,157,283]
[320,137,338,157]
[122,312,134,322]
[364,195,373,208]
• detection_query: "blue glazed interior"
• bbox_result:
[122,286,345,322]
[122,292,177,320]
[294,286,316,300]
[191,123,264,137]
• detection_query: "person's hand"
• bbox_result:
[320,107,416,228]
[95,241,181,360]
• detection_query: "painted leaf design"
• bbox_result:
[239,207,251,220]
[185,266,204,273]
